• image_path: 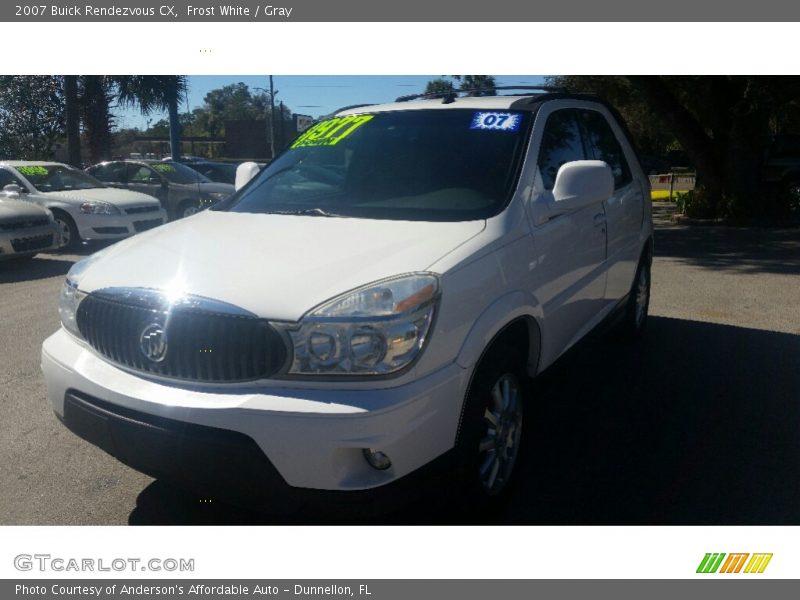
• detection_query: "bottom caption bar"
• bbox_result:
[4,580,798,600]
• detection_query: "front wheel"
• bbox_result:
[458,346,526,498]
[618,252,651,339]
[177,200,201,220]
[52,211,81,252]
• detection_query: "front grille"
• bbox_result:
[0,217,50,231]
[133,218,163,232]
[93,226,128,234]
[11,234,53,252]
[126,205,160,215]
[76,291,287,383]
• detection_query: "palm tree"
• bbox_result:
[64,76,80,166]
[453,75,497,97]
[80,76,114,164]
[114,76,188,161]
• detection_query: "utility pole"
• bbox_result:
[269,75,276,159]
[279,101,286,150]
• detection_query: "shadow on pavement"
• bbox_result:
[655,223,800,275]
[0,256,75,283]
[129,315,800,526]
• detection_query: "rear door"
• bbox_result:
[127,164,169,207]
[527,106,608,358]
[577,108,644,302]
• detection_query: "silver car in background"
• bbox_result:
[87,160,235,220]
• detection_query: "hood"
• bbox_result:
[0,198,52,220]
[43,187,161,208]
[77,210,485,321]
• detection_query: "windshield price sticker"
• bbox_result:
[470,112,522,132]
[16,165,48,177]
[291,115,374,149]
[152,164,176,173]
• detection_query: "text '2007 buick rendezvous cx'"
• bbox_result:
[41,88,653,514]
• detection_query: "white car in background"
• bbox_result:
[0,161,167,251]
[0,193,60,260]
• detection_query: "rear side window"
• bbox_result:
[579,110,632,189]
[536,109,586,190]
[91,163,127,184]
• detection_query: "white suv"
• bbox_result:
[41,91,652,511]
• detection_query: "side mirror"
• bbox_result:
[551,160,613,212]
[2,184,23,199]
[235,162,260,191]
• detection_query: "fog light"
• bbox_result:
[362,448,392,470]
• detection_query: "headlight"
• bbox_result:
[79,201,120,215]
[58,279,85,338]
[284,273,439,376]
[58,254,102,338]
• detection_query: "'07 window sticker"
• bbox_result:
[470,112,522,132]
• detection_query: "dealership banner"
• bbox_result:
[3,580,800,599]
[4,0,800,21]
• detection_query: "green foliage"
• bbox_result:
[675,189,719,219]
[424,78,455,97]
[454,75,497,97]
[0,76,64,160]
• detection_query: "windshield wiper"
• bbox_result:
[265,208,345,218]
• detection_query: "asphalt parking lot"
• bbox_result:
[1,203,799,525]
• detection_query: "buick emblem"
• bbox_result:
[139,323,168,363]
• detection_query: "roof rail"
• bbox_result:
[395,85,569,103]
[332,103,377,115]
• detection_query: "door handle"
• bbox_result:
[593,213,606,226]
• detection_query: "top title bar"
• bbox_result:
[3,1,800,22]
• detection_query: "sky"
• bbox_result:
[113,75,548,130]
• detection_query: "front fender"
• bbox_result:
[455,290,543,376]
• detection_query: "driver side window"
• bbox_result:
[0,169,26,189]
[537,109,587,190]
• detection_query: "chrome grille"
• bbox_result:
[11,234,53,252]
[0,217,50,231]
[76,289,287,383]
[125,205,160,215]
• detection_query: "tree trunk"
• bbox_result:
[64,75,81,167]
[80,76,112,164]
[627,76,724,202]
[168,98,181,161]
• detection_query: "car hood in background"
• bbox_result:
[43,187,163,208]
[76,210,486,321]
[0,198,53,220]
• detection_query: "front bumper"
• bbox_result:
[75,209,167,241]
[42,328,468,495]
[0,223,59,258]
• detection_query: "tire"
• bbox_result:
[784,180,800,215]
[456,344,527,500]
[618,251,652,340]
[177,200,201,220]
[52,211,81,252]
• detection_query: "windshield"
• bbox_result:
[152,162,211,184]
[15,164,105,192]
[226,109,531,221]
